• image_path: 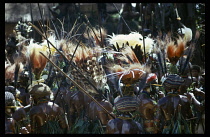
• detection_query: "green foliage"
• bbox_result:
[69,118,105,134]
[58,61,66,69]
[186,82,197,93]
[69,110,105,134]
[41,70,49,75]
[162,111,192,134]
[38,120,65,134]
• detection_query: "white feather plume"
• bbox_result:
[107,32,154,54]
[178,24,192,42]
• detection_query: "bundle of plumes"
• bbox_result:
[84,27,107,46]
[107,32,154,54]
[40,35,58,56]
[16,40,30,65]
[27,39,49,80]
[178,24,192,42]
[117,46,140,64]
[5,61,24,84]
[166,36,186,65]
[67,45,107,95]
[57,39,72,59]
[153,33,170,75]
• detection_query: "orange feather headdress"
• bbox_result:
[27,39,49,80]
[110,64,146,85]
[166,36,186,65]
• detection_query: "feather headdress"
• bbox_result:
[178,23,192,42]
[155,31,197,76]
[27,39,49,80]
[107,32,154,54]
[40,35,58,55]
[119,46,140,64]
[107,62,152,97]
[5,62,16,84]
[84,27,107,46]
[67,45,107,95]
[154,36,168,76]
[111,64,146,84]
[166,36,186,65]
[178,31,200,75]
[106,43,152,96]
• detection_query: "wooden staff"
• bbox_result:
[39,52,115,119]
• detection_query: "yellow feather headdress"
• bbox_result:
[107,32,154,54]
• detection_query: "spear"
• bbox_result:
[39,51,115,119]
[113,3,131,32]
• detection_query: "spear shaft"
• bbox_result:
[113,3,131,32]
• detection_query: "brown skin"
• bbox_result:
[5,117,16,134]
[65,89,92,127]
[137,89,157,120]
[87,98,114,126]
[17,87,30,106]
[12,107,31,134]
[53,86,69,110]
[191,69,205,88]
[185,92,205,112]
[106,118,143,134]
[193,88,205,98]
[136,88,158,133]
[29,100,68,134]
[17,75,30,106]
[154,90,194,133]
[5,98,18,134]
[5,109,16,134]
[179,76,193,95]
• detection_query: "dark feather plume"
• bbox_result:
[180,44,195,75]
[137,72,148,96]
[14,62,20,90]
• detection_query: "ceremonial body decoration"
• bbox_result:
[5,3,205,134]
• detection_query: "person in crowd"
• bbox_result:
[28,83,69,134]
